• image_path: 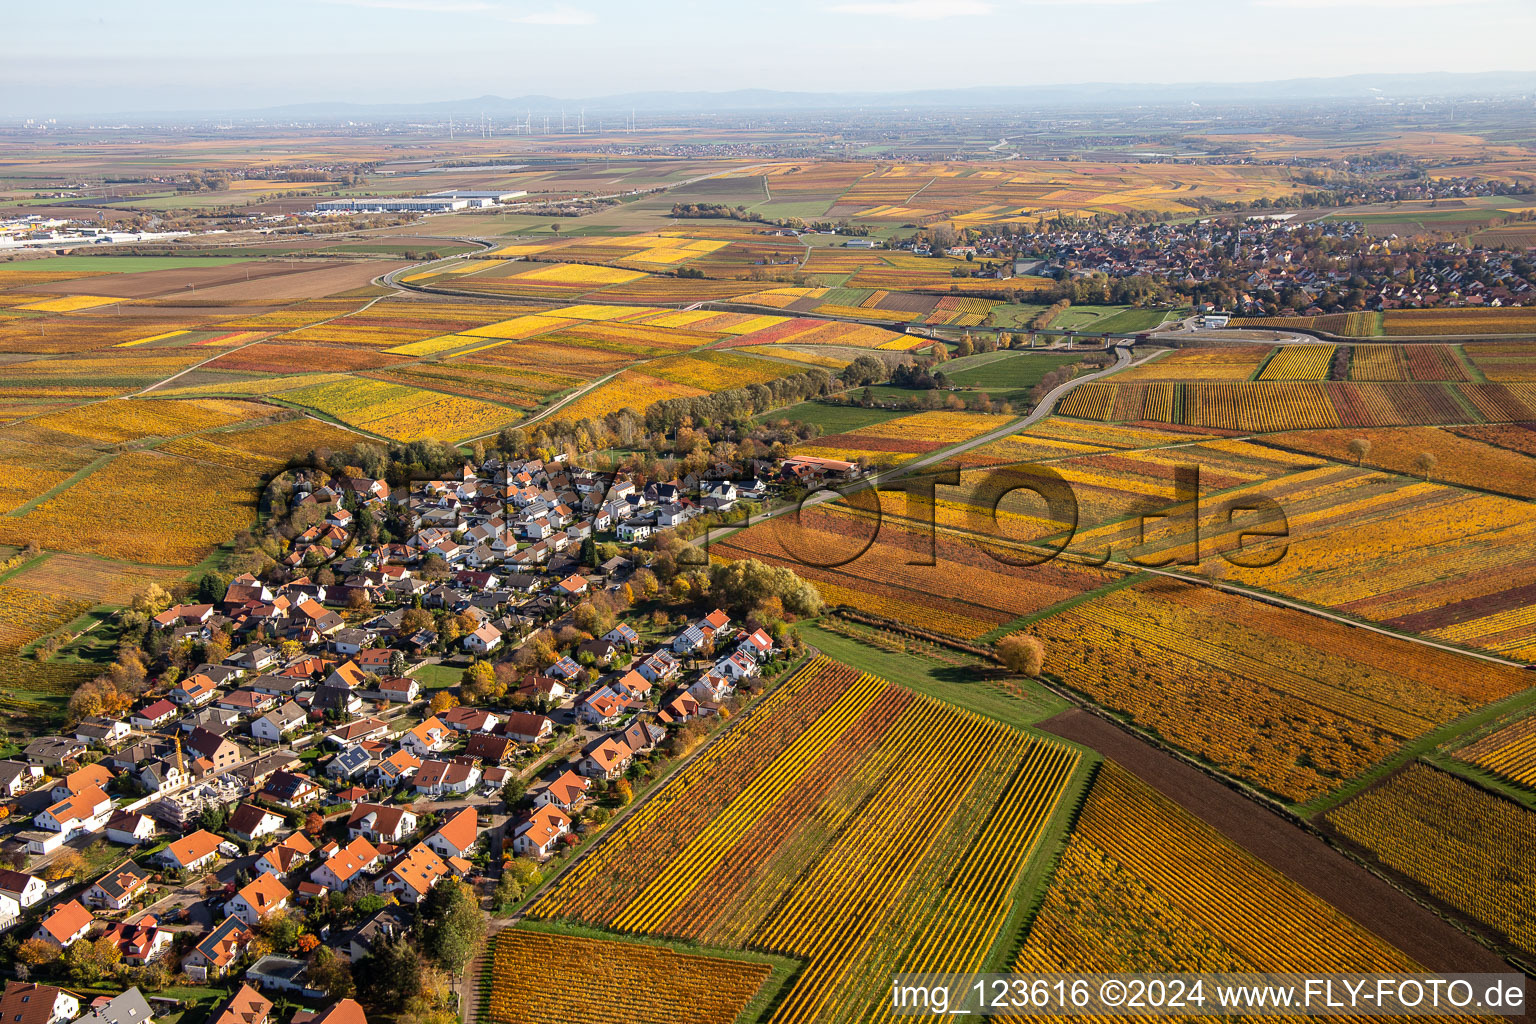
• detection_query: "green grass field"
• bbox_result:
[943,351,1084,392]
[757,401,904,433]
[796,620,1069,729]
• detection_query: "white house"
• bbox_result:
[0,869,48,909]
[511,805,570,858]
[250,702,306,744]
[226,873,290,926]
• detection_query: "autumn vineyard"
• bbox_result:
[3,85,1536,1024]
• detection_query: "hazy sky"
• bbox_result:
[5,0,1535,116]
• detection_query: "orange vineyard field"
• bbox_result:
[1326,765,1536,955]
[528,656,1085,1024]
[486,929,774,1024]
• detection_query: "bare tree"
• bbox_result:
[1413,451,1438,480]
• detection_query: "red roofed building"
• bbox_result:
[35,900,94,948]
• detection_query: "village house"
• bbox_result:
[105,810,156,846]
[170,674,218,708]
[369,749,421,788]
[262,770,321,810]
[0,869,48,909]
[399,716,451,757]
[413,759,481,797]
[310,837,380,891]
[34,785,111,837]
[84,861,152,911]
[226,873,291,926]
[36,900,94,948]
[347,803,418,845]
[531,769,590,813]
[182,915,252,980]
[512,804,570,858]
[228,803,286,843]
[250,702,307,744]
[156,829,223,874]
[375,844,457,904]
[255,833,316,879]
[422,806,478,861]
[578,735,633,780]
[0,983,80,1024]
[100,917,172,966]
[208,985,272,1024]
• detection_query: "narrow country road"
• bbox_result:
[698,342,1148,547]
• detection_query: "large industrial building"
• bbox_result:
[313,189,525,215]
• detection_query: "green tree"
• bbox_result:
[356,934,422,1014]
[308,945,355,999]
[416,878,487,977]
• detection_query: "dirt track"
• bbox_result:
[1039,708,1517,976]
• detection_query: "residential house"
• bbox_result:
[398,717,450,757]
[170,674,218,708]
[23,737,86,767]
[377,677,419,704]
[138,759,186,795]
[325,746,373,782]
[511,804,570,858]
[254,834,316,879]
[181,915,252,980]
[155,829,223,874]
[578,736,633,780]
[179,706,240,735]
[635,650,678,684]
[309,837,380,891]
[375,844,453,904]
[0,983,80,1024]
[226,873,290,926]
[441,706,499,734]
[462,623,502,655]
[35,786,111,837]
[690,671,735,703]
[500,712,553,745]
[250,702,306,744]
[325,718,389,748]
[99,920,171,966]
[208,985,272,1024]
[422,806,478,861]
[84,862,152,911]
[104,811,156,846]
[36,900,94,948]
[531,769,591,813]
[291,1000,367,1024]
[464,734,515,764]
[0,870,48,909]
[228,803,286,843]
[512,673,566,704]
[0,761,43,798]
[323,661,368,692]
[74,718,131,749]
[673,609,730,654]
[50,763,113,802]
[217,690,276,717]
[619,719,665,756]
[578,688,627,727]
[346,804,418,845]
[612,670,651,702]
[343,905,410,962]
[261,771,320,810]
[602,623,640,648]
[413,760,480,797]
[186,728,243,774]
[368,749,421,789]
